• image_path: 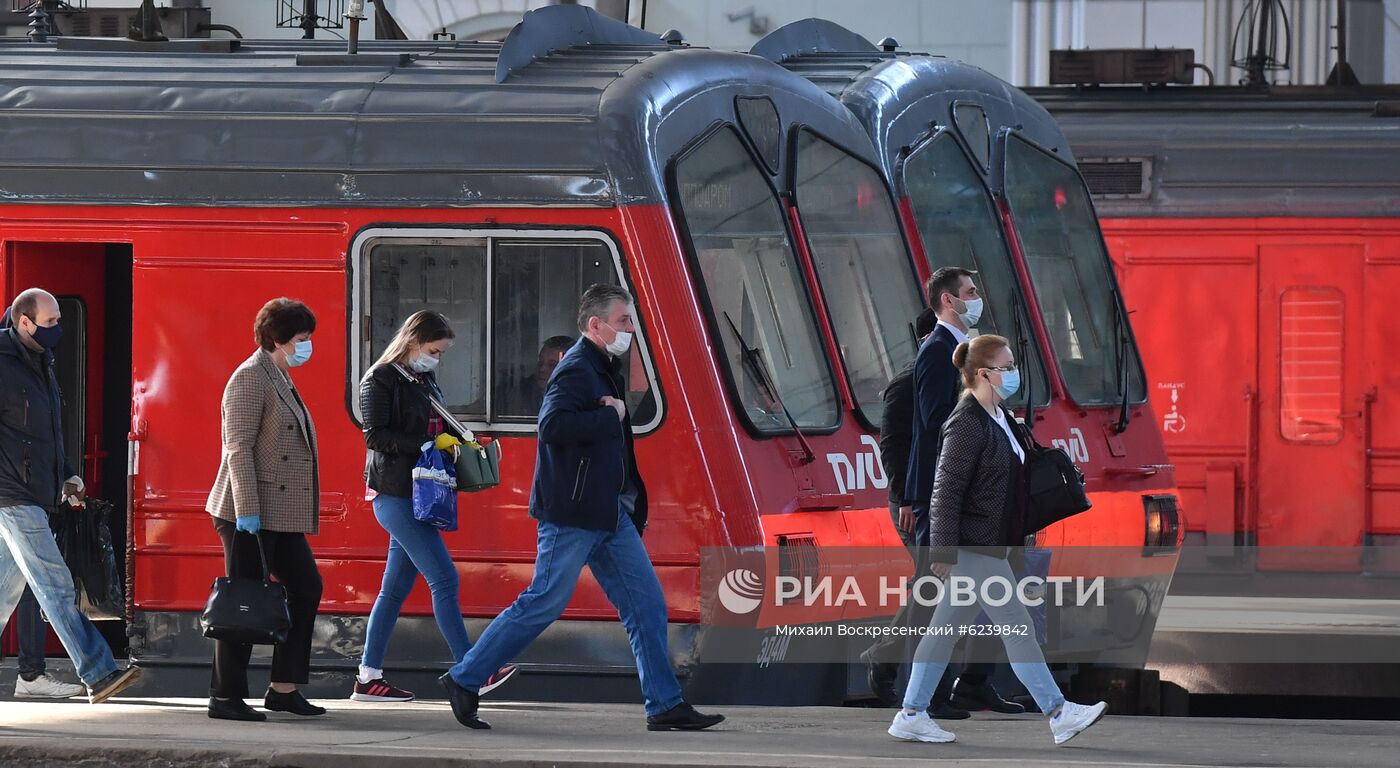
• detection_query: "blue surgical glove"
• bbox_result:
[235,515,261,535]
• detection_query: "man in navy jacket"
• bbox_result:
[441,284,723,733]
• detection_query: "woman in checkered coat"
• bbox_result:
[205,298,325,722]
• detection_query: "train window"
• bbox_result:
[737,97,782,174]
[1004,134,1146,407]
[1279,287,1344,444]
[672,127,840,433]
[953,103,991,170]
[901,132,1049,408]
[357,232,663,433]
[792,129,922,424]
[54,296,86,475]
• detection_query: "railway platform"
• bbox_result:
[0,696,1395,767]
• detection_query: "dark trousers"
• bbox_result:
[210,518,322,699]
[16,587,46,678]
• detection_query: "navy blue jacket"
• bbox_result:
[0,323,75,512]
[903,324,961,507]
[529,337,647,533]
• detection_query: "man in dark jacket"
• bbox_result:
[440,284,723,732]
[0,289,141,703]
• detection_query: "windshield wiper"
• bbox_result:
[1113,303,1133,434]
[1012,290,1036,431]
[723,311,816,464]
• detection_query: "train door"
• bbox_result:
[1256,244,1365,571]
[0,241,134,649]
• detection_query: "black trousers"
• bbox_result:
[210,518,322,699]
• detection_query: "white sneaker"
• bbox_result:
[15,674,85,699]
[1050,700,1107,745]
[888,711,956,743]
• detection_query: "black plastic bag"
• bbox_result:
[50,499,125,621]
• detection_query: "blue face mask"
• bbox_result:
[993,369,1021,400]
[286,339,313,368]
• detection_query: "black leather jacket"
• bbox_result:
[360,362,439,499]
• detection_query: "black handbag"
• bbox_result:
[1011,415,1092,533]
[199,534,291,645]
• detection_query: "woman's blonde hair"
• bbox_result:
[952,334,1010,389]
[375,311,455,368]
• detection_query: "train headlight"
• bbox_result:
[1142,494,1180,553]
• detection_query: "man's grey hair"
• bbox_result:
[576,283,633,333]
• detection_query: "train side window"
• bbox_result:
[367,240,489,416]
[1004,134,1146,407]
[792,129,923,424]
[358,232,663,433]
[671,127,841,433]
[902,132,1049,408]
[1279,286,1344,444]
[952,103,991,170]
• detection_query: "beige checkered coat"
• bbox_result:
[206,349,320,534]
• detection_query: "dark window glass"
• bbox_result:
[953,102,991,169]
[1004,134,1146,405]
[674,128,840,432]
[737,96,782,174]
[54,297,85,473]
[793,130,922,421]
[903,133,1048,407]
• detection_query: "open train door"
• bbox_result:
[1256,244,1365,571]
[0,241,134,650]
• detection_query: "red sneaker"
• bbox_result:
[350,677,415,703]
[478,664,519,697]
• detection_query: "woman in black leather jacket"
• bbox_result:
[350,311,516,703]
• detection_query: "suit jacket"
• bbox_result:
[878,360,916,505]
[530,337,648,533]
[928,395,1025,563]
[207,349,320,534]
[903,324,961,506]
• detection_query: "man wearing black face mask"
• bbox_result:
[0,288,142,704]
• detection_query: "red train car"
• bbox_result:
[1039,85,1400,575]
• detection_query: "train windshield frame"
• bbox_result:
[1002,132,1147,407]
[670,125,843,436]
[900,129,1050,409]
[791,128,924,429]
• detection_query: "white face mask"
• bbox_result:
[603,326,633,357]
[408,352,440,373]
[958,297,984,328]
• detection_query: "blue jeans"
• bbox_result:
[16,587,46,678]
[362,495,472,670]
[903,549,1066,715]
[449,507,683,717]
[0,504,117,686]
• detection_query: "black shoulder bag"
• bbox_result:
[200,534,291,645]
[1010,413,1092,534]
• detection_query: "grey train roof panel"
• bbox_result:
[752,19,1071,186]
[0,6,878,207]
[1030,86,1400,218]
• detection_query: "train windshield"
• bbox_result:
[902,132,1049,408]
[1004,134,1146,406]
[793,130,922,423]
[673,127,841,433]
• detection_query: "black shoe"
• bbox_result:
[951,681,1026,714]
[263,689,326,716]
[208,697,267,722]
[87,666,143,704]
[646,702,725,731]
[866,660,900,707]
[928,701,971,720]
[439,673,490,730]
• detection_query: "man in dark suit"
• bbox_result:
[439,284,723,733]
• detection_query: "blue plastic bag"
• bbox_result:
[412,442,458,531]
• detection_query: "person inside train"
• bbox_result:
[888,334,1107,746]
[353,310,519,703]
[438,284,724,732]
[205,298,324,721]
[881,267,1023,717]
[505,335,574,417]
[0,289,143,706]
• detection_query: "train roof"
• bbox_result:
[0,6,876,208]
[1029,85,1400,217]
[752,19,1071,184]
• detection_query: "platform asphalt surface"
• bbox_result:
[0,697,1396,768]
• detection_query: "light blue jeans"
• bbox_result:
[902,549,1066,715]
[449,507,683,717]
[361,494,473,670]
[0,504,118,686]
